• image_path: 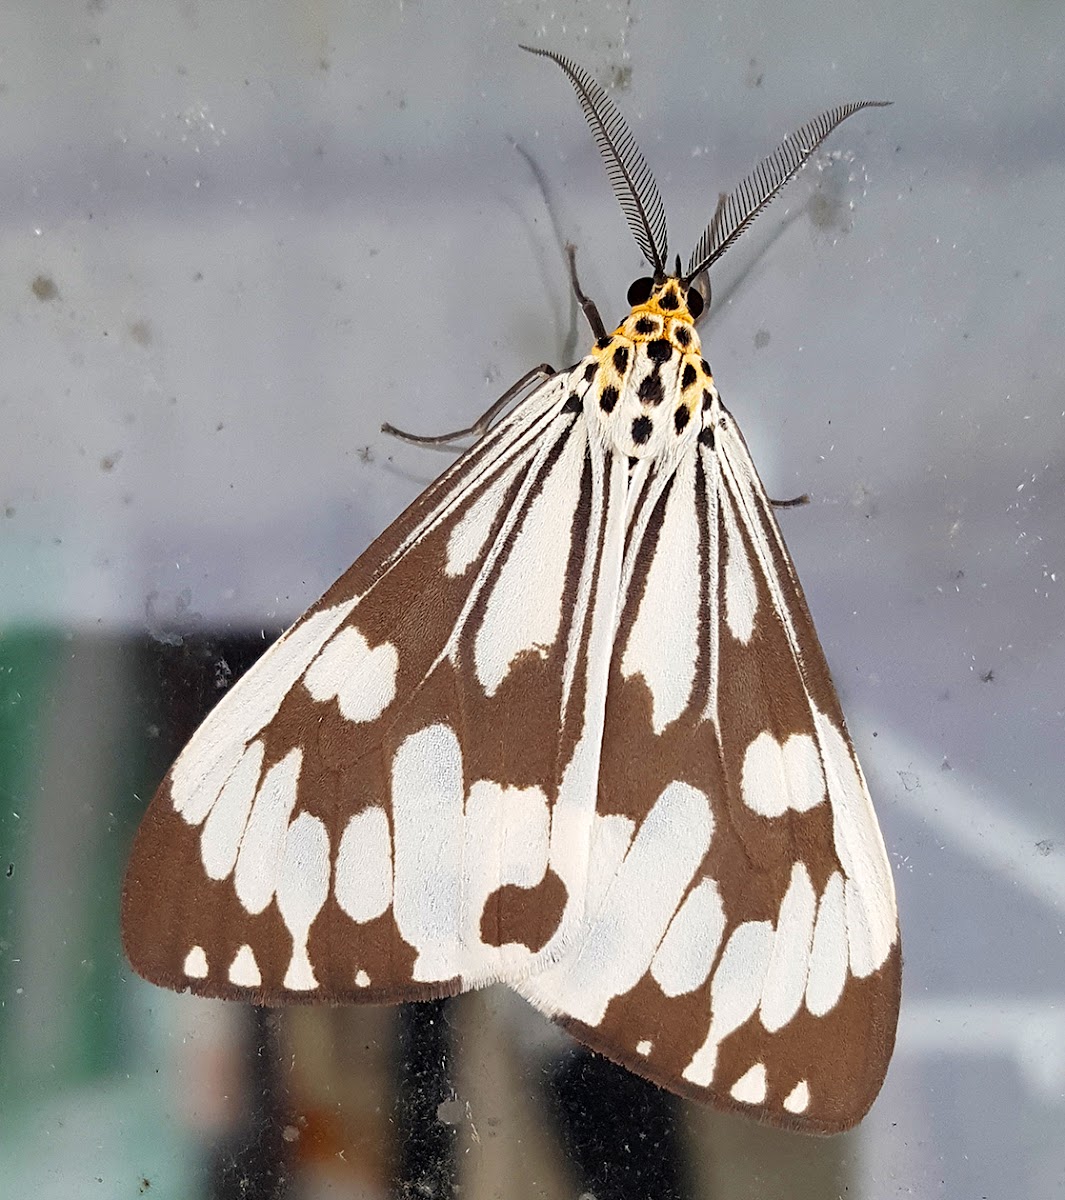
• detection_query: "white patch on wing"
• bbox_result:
[390,724,466,982]
[741,732,787,817]
[760,862,817,1032]
[730,1062,767,1105]
[355,969,371,988]
[526,782,713,1026]
[845,876,877,978]
[228,944,261,988]
[198,739,263,880]
[474,422,585,696]
[722,496,757,643]
[784,1079,810,1114]
[234,748,302,915]
[304,626,398,722]
[388,726,565,985]
[277,812,330,991]
[445,461,521,577]
[172,600,356,824]
[183,945,208,978]
[813,708,896,975]
[583,812,636,916]
[335,806,393,924]
[699,442,722,729]
[741,731,827,818]
[636,1039,653,1056]
[620,451,700,732]
[651,878,725,998]
[805,871,848,1016]
[462,781,550,970]
[783,733,828,811]
[683,920,775,1087]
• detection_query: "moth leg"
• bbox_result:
[565,242,607,341]
[770,492,810,508]
[381,364,557,449]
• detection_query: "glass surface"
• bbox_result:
[2,2,1063,1197]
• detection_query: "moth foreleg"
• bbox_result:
[381,363,556,450]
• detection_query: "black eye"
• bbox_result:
[685,287,705,320]
[627,277,654,306]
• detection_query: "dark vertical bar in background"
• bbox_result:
[395,998,458,1198]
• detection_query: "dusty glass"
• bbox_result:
[2,2,1063,1197]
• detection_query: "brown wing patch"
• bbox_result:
[480,869,568,955]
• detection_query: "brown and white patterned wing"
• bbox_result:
[123,366,630,1006]
[517,412,900,1134]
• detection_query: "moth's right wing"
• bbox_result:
[518,413,900,1133]
[122,365,627,1005]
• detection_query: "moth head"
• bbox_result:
[626,273,705,322]
[522,45,889,321]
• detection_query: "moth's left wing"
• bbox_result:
[122,368,631,1005]
[517,412,900,1134]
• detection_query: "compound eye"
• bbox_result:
[626,276,654,306]
[685,286,705,320]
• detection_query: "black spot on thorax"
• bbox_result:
[637,373,664,406]
[612,344,630,374]
[631,415,653,445]
[646,339,672,364]
[600,385,619,413]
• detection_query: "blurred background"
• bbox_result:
[1,2,1063,1197]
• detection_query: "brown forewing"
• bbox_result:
[123,381,600,1004]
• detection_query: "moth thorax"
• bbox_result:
[584,338,704,463]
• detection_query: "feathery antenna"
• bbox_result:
[684,101,891,282]
[523,46,669,276]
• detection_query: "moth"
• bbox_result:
[123,47,900,1135]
